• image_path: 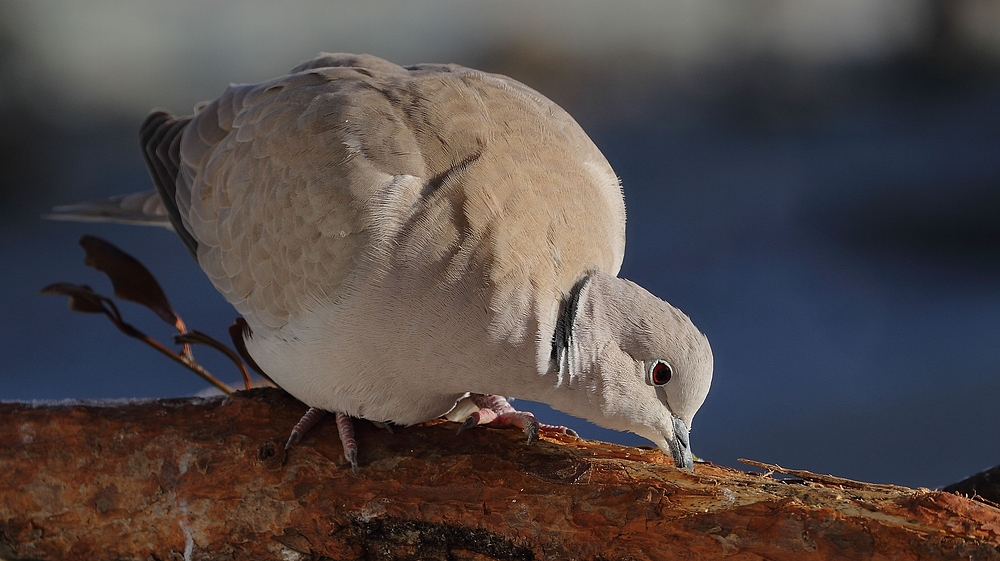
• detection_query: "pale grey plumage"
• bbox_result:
[49,53,713,468]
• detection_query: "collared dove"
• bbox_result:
[49,53,713,471]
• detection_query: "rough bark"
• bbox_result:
[1,388,998,561]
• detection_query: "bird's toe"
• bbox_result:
[285,407,328,449]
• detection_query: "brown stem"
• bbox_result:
[175,330,253,391]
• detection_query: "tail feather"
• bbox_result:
[140,111,198,258]
[45,190,174,229]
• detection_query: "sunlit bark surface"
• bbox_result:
[2,388,998,560]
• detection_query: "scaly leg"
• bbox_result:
[335,412,358,474]
[285,407,328,449]
[285,407,359,473]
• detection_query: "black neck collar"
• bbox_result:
[550,275,590,365]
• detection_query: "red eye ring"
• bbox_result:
[650,361,673,386]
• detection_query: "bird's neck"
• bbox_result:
[511,273,612,424]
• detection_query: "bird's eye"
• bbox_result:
[648,361,673,386]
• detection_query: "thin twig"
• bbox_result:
[739,459,912,492]
[175,331,253,391]
[98,310,234,395]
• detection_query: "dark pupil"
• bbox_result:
[653,363,671,385]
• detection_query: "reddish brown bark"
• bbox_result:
[1,388,998,560]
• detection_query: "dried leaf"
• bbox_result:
[40,283,115,316]
[42,237,230,394]
[78,235,180,329]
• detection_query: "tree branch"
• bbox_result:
[2,388,998,560]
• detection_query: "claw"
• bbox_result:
[335,412,358,474]
[285,407,328,450]
[457,413,480,435]
[524,419,539,445]
[345,447,359,475]
[372,421,394,434]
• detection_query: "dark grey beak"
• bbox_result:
[667,414,693,470]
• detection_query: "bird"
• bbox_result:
[48,53,714,471]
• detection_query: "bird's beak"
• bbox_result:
[666,414,693,470]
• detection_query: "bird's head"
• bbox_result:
[560,270,713,469]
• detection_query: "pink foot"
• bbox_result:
[285,407,358,473]
[456,394,578,444]
[285,407,328,449]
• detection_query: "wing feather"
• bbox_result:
[138,53,625,336]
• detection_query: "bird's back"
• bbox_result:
[145,53,626,337]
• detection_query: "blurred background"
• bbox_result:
[1,0,998,489]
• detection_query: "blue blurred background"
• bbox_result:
[1,1,998,489]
